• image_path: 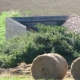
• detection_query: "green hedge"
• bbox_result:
[0,24,80,68]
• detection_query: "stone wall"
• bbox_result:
[6,16,68,39]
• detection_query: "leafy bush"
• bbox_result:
[0,24,80,67]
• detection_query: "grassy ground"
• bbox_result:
[0,75,33,80]
[0,75,74,80]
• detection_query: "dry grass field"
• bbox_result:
[0,63,74,80]
[0,0,80,16]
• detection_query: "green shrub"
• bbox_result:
[0,24,80,67]
[74,34,80,52]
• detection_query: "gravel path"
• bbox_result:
[63,14,80,33]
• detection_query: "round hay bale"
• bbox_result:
[71,57,80,80]
[31,53,68,80]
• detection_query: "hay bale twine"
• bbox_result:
[71,57,80,80]
[31,53,68,80]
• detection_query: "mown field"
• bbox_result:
[0,0,80,15]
